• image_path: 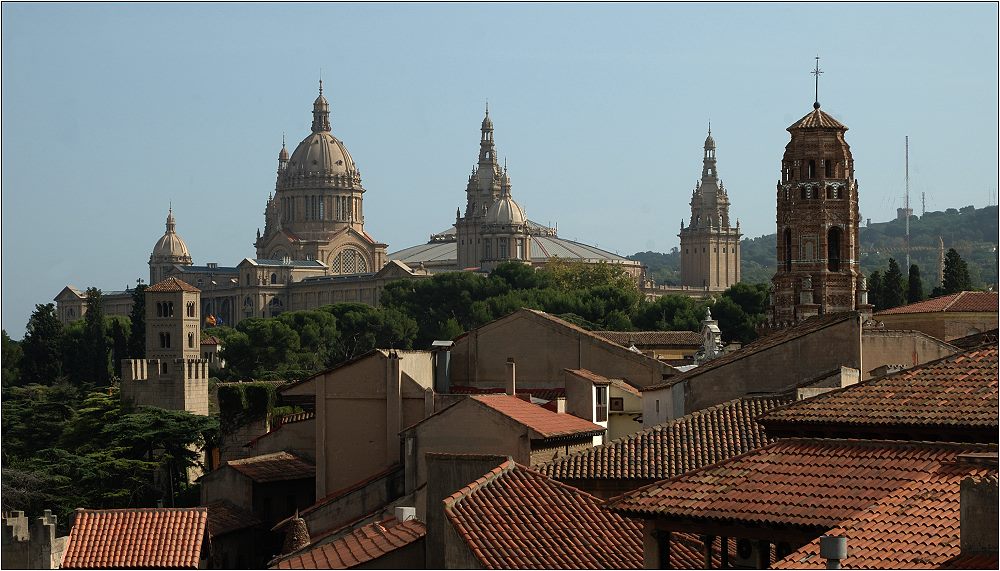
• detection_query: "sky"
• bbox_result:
[2,2,998,338]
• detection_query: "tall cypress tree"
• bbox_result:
[907,264,925,303]
[941,249,972,294]
[868,271,884,311]
[128,283,148,358]
[882,259,906,310]
[21,304,64,384]
[83,288,110,386]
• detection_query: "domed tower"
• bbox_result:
[456,104,503,269]
[480,167,531,272]
[678,126,741,289]
[149,207,193,284]
[770,62,871,325]
[255,81,387,274]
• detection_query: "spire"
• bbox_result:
[478,104,497,165]
[312,79,331,133]
[278,133,289,161]
[812,56,823,109]
[165,207,176,233]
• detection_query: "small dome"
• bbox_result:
[286,131,356,177]
[704,133,716,149]
[151,209,192,261]
[485,194,526,226]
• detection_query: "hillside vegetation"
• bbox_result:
[632,205,998,293]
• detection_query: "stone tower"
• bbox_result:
[121,277,209,415]
[456,105,503,269]
[770,96,872,325]
[479,166,532,272]
[149,208,193,284]
[678,127,741,289]
[255,81,387,274]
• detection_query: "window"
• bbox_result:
[828,227,842,272]
[499,238,508,259]
[328,248,369,275]
[188,333,195,348]
[246,274,251,286]
[161,362,168,374]
[610,397,624,412]
[595,386,608,422]
[156,302,163,317]
[186,302,195,317]
[808,160,816,178]
[166,302,174,317]
[784,228,792,272]
[271,273,278,284]
[825,160,834,177]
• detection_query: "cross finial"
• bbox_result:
[708,120,711,136]
[485,99,489,116]
[812,56,823,109]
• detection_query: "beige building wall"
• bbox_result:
[876,312,997,342]
[451,310,672,389]
[314,351,434,498]
[200,467,254,511]
[860,329,958,378]
[608,387,643,441]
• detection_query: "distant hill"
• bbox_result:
[631,205,998,292]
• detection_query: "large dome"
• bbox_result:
[285,131,357,178]
[151,209,192,261]
[485,194,526,226]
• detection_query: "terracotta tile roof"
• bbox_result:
[773,470,995,569]
[939,553,1000,569]
[594,330,702,347]
[644,312,858,391]
[607,438,997,529]
[276,411,316,426]
[949,328,999,349]
[200,335,221,346]
[538,395,793,480]
[443,459,643,569]
[449,385,566,402]
[147,276,200,293]
[62,507,207,569]
[206,500,261,537]
[272,516,425,569]
[787,107,848,130]
[227,451,315,483]
[760,346,999,433]
[876,291,999,315]
[469,395,605,439]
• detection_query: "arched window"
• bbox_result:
[807,160,816,178]
[499,238,508,259]
[271,273,278,284]
[156,302,163,317]
[828,227,842,272]
[188,333,195,348]
[246,274,251,286]
[825,160,834,177]
[784,228,792,272]
[328,248,369,275]
[167,302,174,317]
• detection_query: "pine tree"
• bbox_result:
[128,284,147,358]
[941,248,972,294]
[82,288,111,386]
[20,304,65,384]
[907,264,925,304]
[882,258,906,309]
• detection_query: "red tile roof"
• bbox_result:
[760,346,999,433]
[939,552,1000,569]
[773,471,995,569]
[62,508,207,569]
[200,335,222,346]
[147,276,200,293]
[469,395,605,439]
[272,516,425,569]
[227,451,315,483]
[449,385,566,402]
[876,291,999,315]
[788,107,848,130]
[644,312,858,391]
[206,500,261,537]
[594,330,702,347]
[538,396,793,480]
[607,439,997,530]
[443,459,643,569]
[949,328,999,349]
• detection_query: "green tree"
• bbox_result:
[110,317,130,379]
[1,382,79,463]
[868,271,884,311]
[221,318,301,378]
[633,295,702,331]
[882,259,906,310]
[79,289,111,386]
[2,330,23,387]
[907,264,925,303]
[941,248,973,294]
[20,304,64,385]
[128,283,148,358]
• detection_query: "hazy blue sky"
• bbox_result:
[3,2,997,337]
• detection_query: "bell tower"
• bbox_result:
[770,59,872,325]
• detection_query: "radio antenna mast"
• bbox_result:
[905,136,911,270]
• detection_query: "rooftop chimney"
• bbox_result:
[961,472,999,555]
[819,535,847,569]
[394,506,416,522]
[505,358,516,396]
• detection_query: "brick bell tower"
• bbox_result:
[770,59,872,326]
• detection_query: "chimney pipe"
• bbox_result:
[819,536,847,569]
[961,472,999,555]
[505,358,516,396]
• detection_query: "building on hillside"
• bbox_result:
[60,508,209,569]
[120,277,209,416]
[679,127,741,289]
[874,290,999,341]
[387,107,646,280]
[53,285,134,324]
[639,312,957,426]
[538,395,793,499]
[769,87,873,325]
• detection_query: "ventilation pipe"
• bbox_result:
[431,340,453,394]
[505,357,516,396]
[819,535,847,569]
